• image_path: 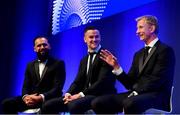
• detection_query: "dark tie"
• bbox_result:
[143,46,151,63]
[89,53,94,68]
[87,52,96,86]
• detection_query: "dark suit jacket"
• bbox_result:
[22,56,66,100]
[67,49,117,96]
[117,41,175,111]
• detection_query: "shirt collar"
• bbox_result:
[145,38,159,48]
[38,59,48,64]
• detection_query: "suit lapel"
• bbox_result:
[138,50,144,73]
[39,66,48,81]
[92,54,99,68]
[87,49,101,74]
[39,59,52,82]
[86,50,100,86]
[84,55,88,74]
[139,42,159,74]
[34,61,40,81]
[91,49,102,73]
[35,58,51,83]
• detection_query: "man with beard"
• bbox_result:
[1,36,66,114]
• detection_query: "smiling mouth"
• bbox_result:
[40,52,45,55]
[40,50,46,53]
[92,43,98,46]
[139,34,144,37]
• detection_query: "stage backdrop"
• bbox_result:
[0,0,180,114]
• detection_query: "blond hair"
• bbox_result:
[136,15,159,34]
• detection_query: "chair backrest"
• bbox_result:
[168,86,174,113]
[145,86,174,114]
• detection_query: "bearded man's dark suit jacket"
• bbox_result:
[2,57,66,114]
[92,41,175,114]
[40,49,117,114]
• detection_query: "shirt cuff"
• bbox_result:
[66,93,71,95]
[112,66,123,75]
[65,93,71,97]
[133,91,138,96]
[128,91,138,98]
[79,92,85,97]
[39,94,45,102]
[22,94,28,100]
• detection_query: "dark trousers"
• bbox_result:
[1,96,41,114]
[91,91,163,114]
[41,95,96,114]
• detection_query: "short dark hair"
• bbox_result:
[33,36,49,46]
[84,26,99,35]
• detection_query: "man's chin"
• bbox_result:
[139,37,145,41]
[91,45,99,49]
[37,52,49,60]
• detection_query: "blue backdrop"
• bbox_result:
[0,0,179,113]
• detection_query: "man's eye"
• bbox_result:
[95,35,99,38]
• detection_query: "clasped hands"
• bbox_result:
[63,93,82,104]
[23,93,43,107]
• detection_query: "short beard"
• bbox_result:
[37,52,49,62]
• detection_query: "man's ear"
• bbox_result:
[84,37,87,43]
[150,25,156,33]
[34,46,36,52]
[49,44,51,50]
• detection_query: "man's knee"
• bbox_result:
[1,98,19,113]
[41,99,61,114]
[123,98,141,113]
[1,98,9,111]
[2,98,18,109]
[41,101,50,112]
[91,98,102,110]
[67,101,80,113]
[91,97,107,113]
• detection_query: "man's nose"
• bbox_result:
[136,29,139,34]
[136,29,140,35]
[40,45,45,48]
[92,37,98,41]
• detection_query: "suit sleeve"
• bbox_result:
[67,60,87,94]
[43,61,66,100]
[83,62,116,96]
[116,52,139,90]
[22,63,33,95]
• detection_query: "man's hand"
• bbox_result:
[63,93,72,104]
[63,93,82,104]
[100,49,120,70]
[23,93,43,107]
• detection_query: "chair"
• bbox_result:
[60,110,95,115]
[85,109,96,114]
[18,108,40,115]
[144,86,174,114]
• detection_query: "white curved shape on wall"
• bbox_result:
[52,0,109,35]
